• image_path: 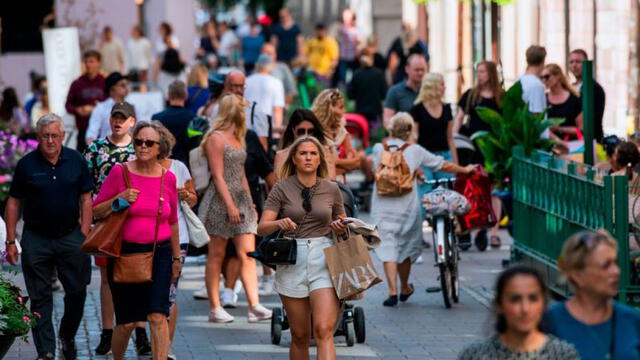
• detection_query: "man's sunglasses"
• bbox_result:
[296,128,314,137]
[134,138,159,148]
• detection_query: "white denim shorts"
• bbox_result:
[274,237,334,298]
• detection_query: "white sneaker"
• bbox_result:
[248,304,272,323]
[258,275,275,296]
[193,286,208,300]
[168,354,177,360]
[209,307,234,323]
[220,288,237,309]
[414,255,424,264]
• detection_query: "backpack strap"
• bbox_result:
[250,101,257,127]
[399,142,410,152]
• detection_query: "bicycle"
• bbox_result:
[422,177,468,308]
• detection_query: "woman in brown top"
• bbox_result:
[258,136,347,360]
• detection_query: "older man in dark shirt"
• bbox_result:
[5,113,94,360]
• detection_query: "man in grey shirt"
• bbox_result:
[261,43,298,105]
[383,54,427,130]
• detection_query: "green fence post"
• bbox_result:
[613,175,630,304]
[582,60,595,165]
[604,176,614,232]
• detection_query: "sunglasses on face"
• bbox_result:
[301,187,313,212]
[295,128,314,137]
[541,74,552,81]
[133,138,159,148]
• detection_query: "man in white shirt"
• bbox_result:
[99,26,125,74]
[244,54,285,133]
[210,70,271,150]
[85,72,137,144]
[518,45,547,113]
[218,22,239,66]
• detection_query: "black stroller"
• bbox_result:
[270,182,367,346]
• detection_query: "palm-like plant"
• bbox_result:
[471,82,563,189]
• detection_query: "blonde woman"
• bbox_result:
[311,88,361,177]
[372,113,474,306]
[542,231,640,360]
[258,136,347,360]
[197,94,272,323]
[542,64,583,140]
[186,64,210,114]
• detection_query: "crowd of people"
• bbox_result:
[3,6,640,360]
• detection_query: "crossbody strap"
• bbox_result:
[151,168,167,256]
[121,163,132,188]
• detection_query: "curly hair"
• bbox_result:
[311,88,343,132]
[414,73,443,106]
[132,121,173,160]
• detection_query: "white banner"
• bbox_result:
[42,27,81,123]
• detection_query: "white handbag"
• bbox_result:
[180,201,210,248]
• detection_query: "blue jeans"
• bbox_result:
[418,150,454,218]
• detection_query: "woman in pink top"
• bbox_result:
[93,121,180,360]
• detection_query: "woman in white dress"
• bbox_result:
[371,112,474,307]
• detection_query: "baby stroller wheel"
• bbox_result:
[458,232,471,251]
[474,229,488,252]
[353,307,366,343]
[345,320,356,347]
[271,307,283,345]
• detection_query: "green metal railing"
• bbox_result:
[512,146,640,307]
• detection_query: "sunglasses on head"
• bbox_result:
[301,187,313,212]
[133,138,159,148]
[296,128,314,137]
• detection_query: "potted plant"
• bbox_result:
[471,82,563,233]
[0,265,38,359]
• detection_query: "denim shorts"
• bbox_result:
[274,237,334,298]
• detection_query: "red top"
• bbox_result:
[93,164,178,244]
[65,74,106,131]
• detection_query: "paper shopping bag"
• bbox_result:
[324,232,382,300]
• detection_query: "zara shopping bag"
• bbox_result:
[324,231,382,300]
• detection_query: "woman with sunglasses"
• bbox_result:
[258,136,347,360]
[92,121,180,360]
[197,94,272,323]
[274,109,335,179]
[542,64,582,141]
[458,265,579,359]
[312,89,361,177]
[542,231,640,360]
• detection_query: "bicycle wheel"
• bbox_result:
[439,263,452,308]
[449,226,461,303]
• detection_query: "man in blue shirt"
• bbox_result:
[152,80,195,166]
[5,113,94,360]
[383,54,427,130]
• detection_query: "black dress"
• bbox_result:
[457,89,501,137]
[409,103,452,153]
[547,93,582,128]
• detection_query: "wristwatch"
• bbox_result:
[172,256,185,264]
[5,240,16,246]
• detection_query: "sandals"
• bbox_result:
[490,235,501,248]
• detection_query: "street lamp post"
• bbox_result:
[582,60,594,166]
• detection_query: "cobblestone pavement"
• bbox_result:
[5,226,511,360]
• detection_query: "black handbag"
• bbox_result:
[248,184,317,267]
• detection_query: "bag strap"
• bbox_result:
[121,163,132,188]
[398,142,410,152]
[250,101,257,127]
[151,168,167,256]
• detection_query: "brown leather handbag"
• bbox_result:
[113,168,166,283]
[81,165,132,257]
